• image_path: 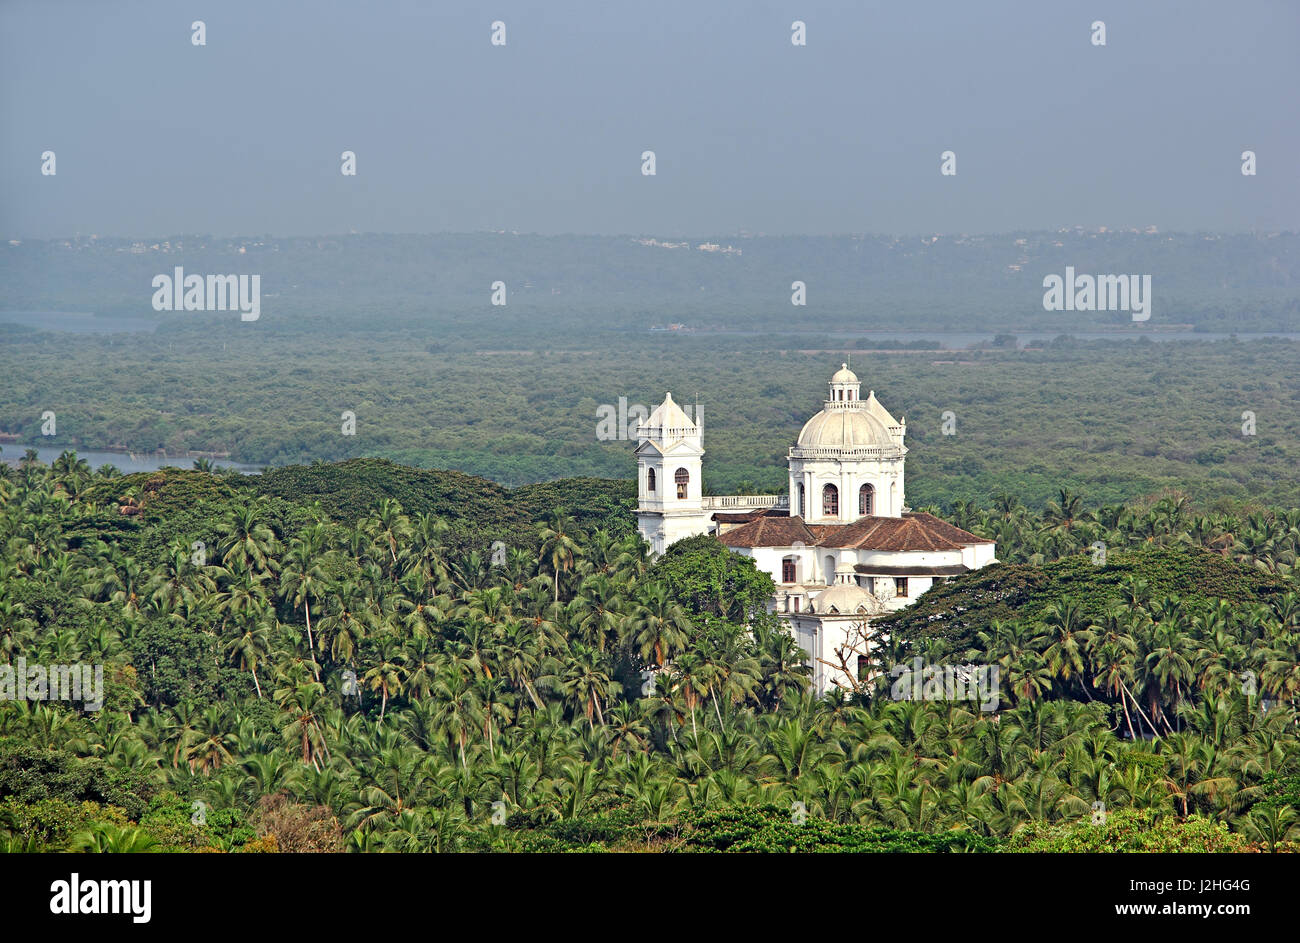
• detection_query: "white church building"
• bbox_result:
[635,363,997,694]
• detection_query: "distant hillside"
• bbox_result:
[4,230,1297,333]
[878,546,1290,653]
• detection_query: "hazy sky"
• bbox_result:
[2,0,1296,239]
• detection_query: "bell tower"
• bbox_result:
[635,393,708,554]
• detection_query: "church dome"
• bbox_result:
[797,407,893,448]
[810,582,885,616]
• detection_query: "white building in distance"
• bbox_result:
[635,364,997,694]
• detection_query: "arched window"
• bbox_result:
[859,483,874,516]
[647,468,656,493]
[796,483,805,517]
[823,483,838,516]
[674,467,689,499]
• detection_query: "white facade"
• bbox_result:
[635,365,997,694]
[634,393,709,555]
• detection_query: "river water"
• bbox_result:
[0,442,264,475]
[0,311,159,333]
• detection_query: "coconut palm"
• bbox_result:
[627,582,692,668]
[538,509,582,603]
[279,530,328,678]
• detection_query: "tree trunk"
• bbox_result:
[523,678,542,709]
[1120,689,1135,741]
[304,599,319,681]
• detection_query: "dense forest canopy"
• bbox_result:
[1,455,1297,852]
[4,329,1300,510]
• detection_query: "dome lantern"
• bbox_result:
[828,363,860,403]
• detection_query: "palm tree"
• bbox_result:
[318,579,368,665]
[606,702,651,758]
[474,674,514,758]
[146,540,215,614]
[226,617,272,697]
[627,583,692,668]
[430,669,484,768]
[1243,805,1299,852]
[1040,600,1092,695]
[279,531,328,679]
[558,642,616,728]
[497,621,544,710]
[277,681,330,770]
[68,823,159,853]
[212,559,272,629]
[1146,616,1194,733]
[363,635,408,722]
[217,503,280,572]
[538,509,582,603]
[186,705,238,773]
[752,615,812,708]
[1043,487,1088,535]
[568,573,624,652]
[364,498,413,573]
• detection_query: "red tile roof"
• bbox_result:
[717,512,990,551]
[716,516,819,548]
[710,508,790,524]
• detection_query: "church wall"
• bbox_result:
[963,542,999,567]
[785,612,876,693]
[739,546,805,585]
[855,548,965,568]
[872,576,934,609]
[789,458,905,522]
[637,510,714,556]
